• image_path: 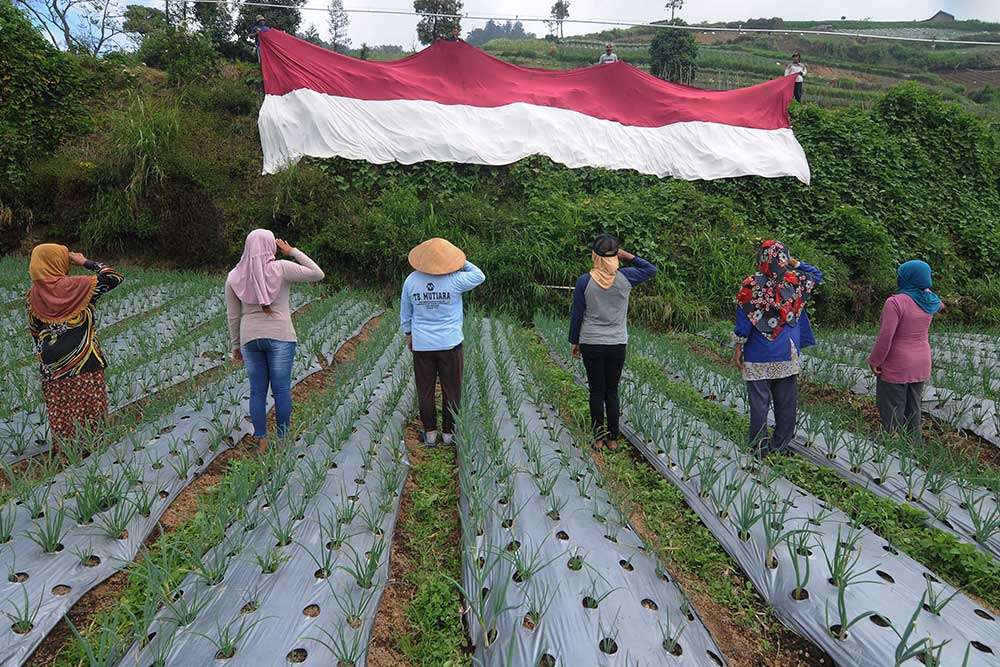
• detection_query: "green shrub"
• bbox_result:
[137,27,217,83]
[184,78,259,115]
[105,96,181,209]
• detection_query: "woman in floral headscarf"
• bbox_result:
[733,240,823,457]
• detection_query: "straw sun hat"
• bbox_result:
[408,238,466,275]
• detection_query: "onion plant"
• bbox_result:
[339,537,387,589]
[191,615,266,660]
[3,586,42,634]
[306,624,365,666]
[891,593,951,666]
[25,505,66,553]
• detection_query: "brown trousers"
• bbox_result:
[412,343,464,434]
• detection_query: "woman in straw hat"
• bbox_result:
[568,234,657,451]
[26,244,124,451]
[401,238,485,447]
[226,229,325,454]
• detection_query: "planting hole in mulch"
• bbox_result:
[523,614,537,631]
[287,648,308,662]
[922,572,940,584]
[314,568,328,579]
[664,640,683,656]
[582,596,598,609]
[567,556,582,571]
[869,614,891,628]
[619,559,634,572]
[505,540,520,552]
[347,614,362,629]
[975,608,995,621]
[706,650,724,666]
[215,648,235,659]
[641,598,658,611]
[538,654,556,666]
[8,572,28,583]
[240,600,259,614]
[11,622,32,634]
[51,585,71,596]
[598,638,618,655]
[971,641,994,654]
[791,588,810,601]
[303,604,320,617]
[556,530,569,541]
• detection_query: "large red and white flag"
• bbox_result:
[257,30,810,183]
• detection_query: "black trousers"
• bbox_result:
[793,81,803,102]
[412,343,464,434]
[580,344,627,440]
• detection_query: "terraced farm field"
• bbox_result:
[2,259,999,667]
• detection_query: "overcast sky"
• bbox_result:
[292,0,1000,49]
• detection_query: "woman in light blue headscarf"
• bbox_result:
[867,260,942,438]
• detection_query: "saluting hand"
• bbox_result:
[616,249,635,261]
[275,239,294,256]
[68,252,87,267]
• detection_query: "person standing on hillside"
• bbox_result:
[226,229,325,454]
[248,15,269,41]
[401,238,485,448]
[27,244,124,453]
[733,240,822,458]
[784,53,807,102]
[599,43,619,64]
[569,234,657,451]
[866,260,942,440]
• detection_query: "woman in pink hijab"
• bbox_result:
[225,229,325,453]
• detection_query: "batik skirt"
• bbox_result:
[41,369,110,443]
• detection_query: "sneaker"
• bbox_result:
[442,432,454,445]
[422,430,438,448]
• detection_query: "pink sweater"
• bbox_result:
[867,294,934,384]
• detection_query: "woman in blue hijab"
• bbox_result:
[867,260,942,438]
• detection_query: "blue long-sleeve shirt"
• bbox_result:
[568,256,657,345]
[734,262,823,363]
[400,261,485,352]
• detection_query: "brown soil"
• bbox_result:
[590,449,831,667]
[693,31,742,44]
[367,422,424,667]
[808,64,897,85]
[334,314,381,366]
[24,318,380,665]
[938,68,1000,90]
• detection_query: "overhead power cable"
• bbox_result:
[178,0,1000,47]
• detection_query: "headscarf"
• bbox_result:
[590,251,620,290]
[227,229,284,306]
[896,260,941,314]
[736,240,819,341]
[27,244,97,324]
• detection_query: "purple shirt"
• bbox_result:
[867,293,935,384]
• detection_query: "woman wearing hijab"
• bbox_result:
[866,260,942,439]
[568,234,657,450]
[733,240,822,458]
[27,244,124,449]
[225,230,324,453]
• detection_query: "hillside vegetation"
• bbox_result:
[2,2,1000,329]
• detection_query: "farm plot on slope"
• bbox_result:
[456,318,727,667]
[625,327,1000,562]
[0,294,381,667]
[114,323,412,667]
[537,316,998,667]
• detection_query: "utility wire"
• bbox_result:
[179,0,1000,47]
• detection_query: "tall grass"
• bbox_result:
[107,95,181,211]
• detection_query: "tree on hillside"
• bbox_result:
[193,0,232,48]
[235,0,305,39]
[665,0,683,21]
[466,19,535,46]
[122,4,167,46]
[300,23,326,47]
[413,0,462,45]
[547,1,569,39]
[14,0,124,54]
[650,20,697,83]
[327,0,350,52]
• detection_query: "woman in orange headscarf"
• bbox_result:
[26,244,124,449]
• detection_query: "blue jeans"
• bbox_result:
[242,338,296,439]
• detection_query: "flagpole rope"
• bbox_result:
[181,0,1000,47]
